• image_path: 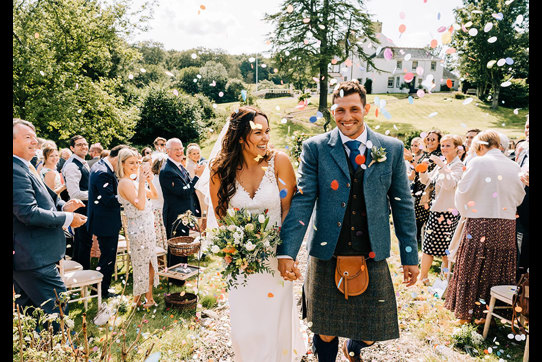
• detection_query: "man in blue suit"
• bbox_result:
[87,144,127,298]
[159,138,204,267]
[278,81,419,362]
[13,119,87,324]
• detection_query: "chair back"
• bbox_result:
[120,211,130,249]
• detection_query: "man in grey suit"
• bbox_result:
[13,119,87,326]
[278,81,419,361]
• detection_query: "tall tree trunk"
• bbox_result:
[491,82,500,109]
[320,0,331,132]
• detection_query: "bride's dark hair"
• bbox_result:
[211,106,270,218]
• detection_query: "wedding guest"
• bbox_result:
[13,119,86,330]
[57,148,72,173]
[497,132,510,154]
[411,130,442,248]
[62,135,94,270]
[40,142,67,195]
[149,153,168,251]
[30,137,46,169]
[463,128,481,167]
[101,149,110,159]
[87,144,128,299]
[153,137,167,153]
[515,117,529,280]
[418,135,464,285]
[88,143,103,170]
[405,137,423,183]
[117,148,160,307]
[141,147,152,158]
[457,144,466,162]
[160,138,204,267]
[185,143,202,178]
[444,130,526,325]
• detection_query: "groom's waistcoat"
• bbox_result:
[334,148,371,256]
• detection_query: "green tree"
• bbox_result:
[199,61,229,102]
[176,66,201,95]
[132,87,205,146]
[13,0,150,147]
[265,0,378,130]
[451,0,528,109]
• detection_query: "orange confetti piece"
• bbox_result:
[430,39,438,48]
[515,306,523,313]
[446,79,453,88]
[399,24,406,33]
[368,251,376,259]
[375,108,379,117]
[330,180,339,190]
[268,293,274,298]
[415,163,428,173]
[200,4,206,10]
[355,154,366,165]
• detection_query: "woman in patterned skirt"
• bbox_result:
[444,130,526,324]
[418,134,464,285]
[411,130,442,248]
[148,154,168,251]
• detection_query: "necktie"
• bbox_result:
[345,140,362,171]
[28,163,46,187]
[179,165,190,180]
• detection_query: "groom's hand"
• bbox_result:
[402,265,419,287]
[278,258,301,281]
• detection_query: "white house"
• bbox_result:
[329,22,460,94]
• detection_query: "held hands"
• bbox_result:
[402,265,419,287]
[278,258,302,281]
[70,213,87,229]
[63,199,85,212]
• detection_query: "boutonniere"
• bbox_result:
[368,146,387,167]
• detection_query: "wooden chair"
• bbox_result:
[482,285,529,361]
[114,233,130,280]
[59,259,103,310]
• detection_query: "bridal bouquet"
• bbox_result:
[206,208,282,291]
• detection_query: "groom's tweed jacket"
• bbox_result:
[278,126,418,266]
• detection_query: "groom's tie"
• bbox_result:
[345,140,362,171]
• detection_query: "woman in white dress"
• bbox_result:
[40,143,67,195]
[202,106,307,361]
[116,148,160,308]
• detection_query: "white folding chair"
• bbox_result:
[59,259,103,310]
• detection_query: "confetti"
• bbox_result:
[368,251,376,259]
[309,116,317,123]
[384,48,393,60]
[492,13,504,21]
[398,24,406,33]
[408,96,414,104]
[320,242,327,246]
[430,39,438,49]
[488,36,498,43]
[130,174,137,180]
[330,180,339,190]
[405,246,412,253]
[279,189,288,199]
[428,112,438,118]
[417,89,425,98]
[286,4,293,12]
[463,98,473,105]
[404,72,414,82]
[299,220,305,226]
[501,81,511,87]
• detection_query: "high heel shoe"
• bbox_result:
[420,277,431,286]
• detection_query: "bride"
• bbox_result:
[196,106,307,361]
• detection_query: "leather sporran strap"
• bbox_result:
[335,256,369,300]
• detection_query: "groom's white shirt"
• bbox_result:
[277,126,368,260]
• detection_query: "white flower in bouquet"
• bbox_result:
[228,225,237,232]
[258,214,266,224]
[470,331,483,346]
[233,230,244,244]
[220,225,226,231]
[263,239,270,248]
[245,241,256,251]
[228,208,235,217]
[245,223,255,232]
[210,245,220,254]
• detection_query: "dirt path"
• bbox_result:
[195,236,475,361]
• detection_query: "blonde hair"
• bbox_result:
[440,134,463,148]
[116,148,139,179]
[186,144,200,155]
[471,130,501,153]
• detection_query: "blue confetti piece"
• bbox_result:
[285,145,289,149]
[309,116,317,123]
[347,39,351,46]
[382,109,392,119]
[280,189,288,198]
[408,96,413,104]
[505,57,514,65]
[437,12,441,20]
[316,111,323,118]
[405,246,412,253]
[442,267,449,273]
[466,234,472,239]
[445,249,450,255]
[241,90,247,102]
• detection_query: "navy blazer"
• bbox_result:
[13,157,67,271]
[279,126,419,266]
[159,159,200,238]
[87,159,121,237]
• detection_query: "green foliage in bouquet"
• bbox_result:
[206,208,282,291]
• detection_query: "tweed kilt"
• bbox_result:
[303,255,399,341]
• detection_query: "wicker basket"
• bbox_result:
[167,236,200,257]
[164,292,197,310]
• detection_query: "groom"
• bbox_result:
[278,81,419,361]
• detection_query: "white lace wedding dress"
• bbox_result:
[227,152,306,362]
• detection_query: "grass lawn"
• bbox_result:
[200,92,528,158]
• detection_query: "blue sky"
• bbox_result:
[128,0,464,54]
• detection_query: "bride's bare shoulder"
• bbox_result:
[272,151,294,170]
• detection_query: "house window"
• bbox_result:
[396,77,400,88]
[388,77,394,88]
[412,60,418,70]
[431,61,436,71]
[397,60,402,70]
[344,76,348,81]
[418,78,423,87]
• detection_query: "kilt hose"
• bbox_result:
[303,255,400,341]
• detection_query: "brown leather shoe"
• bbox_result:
[342,340,362,362]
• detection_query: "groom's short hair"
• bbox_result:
[332,80,367,106]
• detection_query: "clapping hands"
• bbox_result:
[63,198,85,212]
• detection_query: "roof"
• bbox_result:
[442,67,460,80]
[375,47,440,60]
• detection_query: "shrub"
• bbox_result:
[298,92,311,102]
[364,78,373,94]
[224,78,245,103]
[264,91,292,99]
[498,78,529,108]
[289,131,311,162]
[454,92,466,99]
